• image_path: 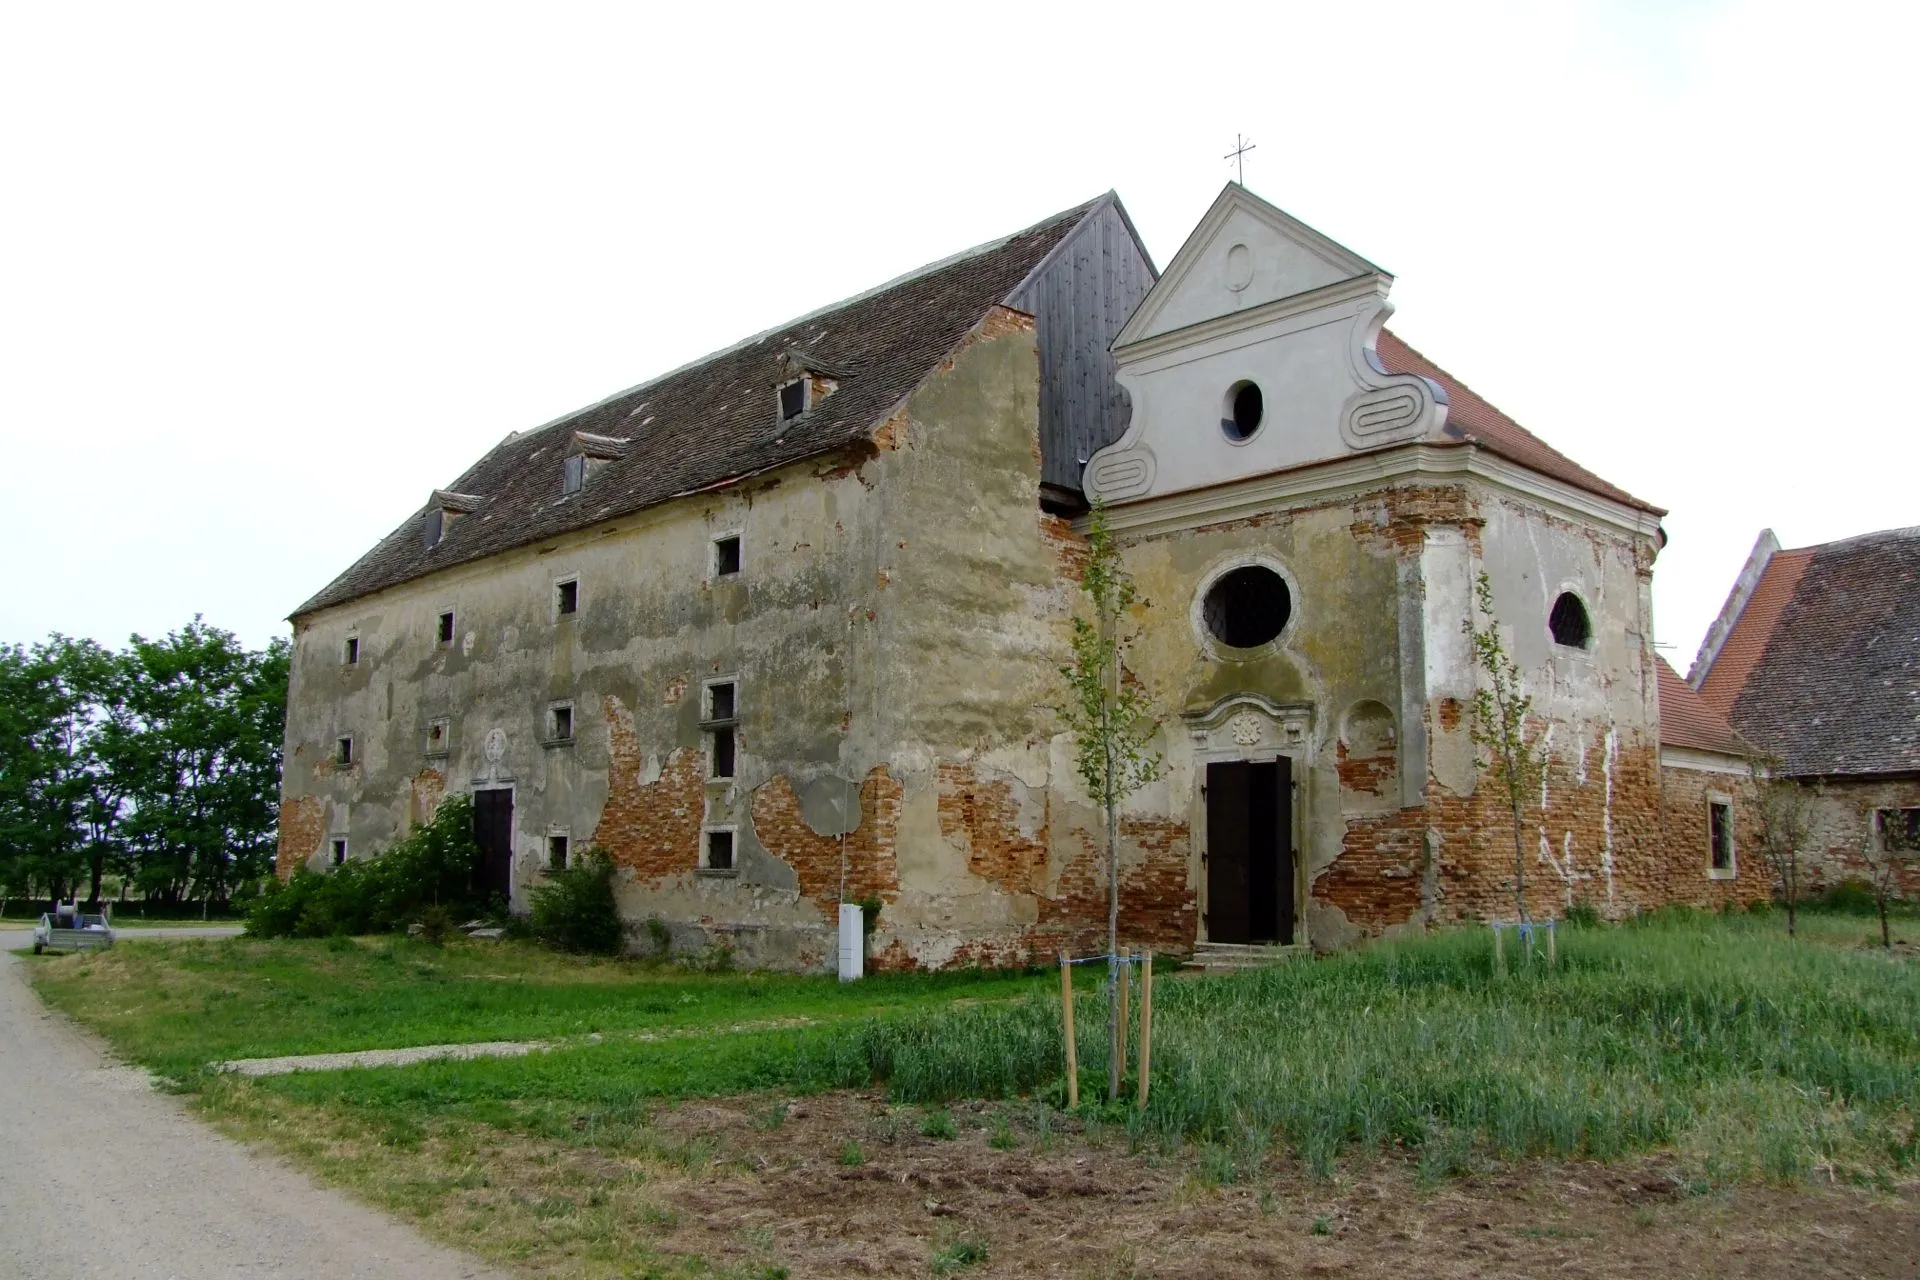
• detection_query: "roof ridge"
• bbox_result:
[505,195,1109,447]
[1788,525,1920,554]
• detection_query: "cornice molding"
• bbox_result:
[1660,746,1754,776]
[1112,274,1389,368]
[1083,444,1663,542]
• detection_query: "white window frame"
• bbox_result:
[553,574,580,620]
[1706,792,1737,879]
[435,606,456,647]
[335,735,355,767]
[545,829,571,870]
[343,632,360,666]
[424,716,451,758]
[710,530,744,581]
[701,824,739,874]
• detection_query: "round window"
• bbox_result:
[1222,381,1264,441]
[1202,565,1291,649]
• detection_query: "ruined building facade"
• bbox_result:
[281,186,1764,968]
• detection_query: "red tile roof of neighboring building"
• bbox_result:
[1375,331,1661,515]
[1695,546,1815,719]
[1656,654,1750,757]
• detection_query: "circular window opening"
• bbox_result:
[1203,565,1292,649]
[1549,592,1592,649]
[1222,381,1264,441]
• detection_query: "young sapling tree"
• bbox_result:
[1464,572,1551,933]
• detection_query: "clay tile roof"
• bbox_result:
[292,197,1105,618]
[1695,546,1814,719]
[1656,655,1751,757]
[1374,331,1661,514]
[1715,527,1920,777]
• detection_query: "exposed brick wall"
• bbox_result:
[275,795,324,879]
[1800,776,1920,897]
[937,764,1048,896]
[750,766,903,906]
[409,767,446,828]
[590,694,706,883]
[1656,761,1768,910]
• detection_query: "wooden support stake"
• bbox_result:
[1493,922,1506,977]
[1114,953,1131,1100]
[1547,920,1557,969]
[1059,952,1078,1109]
[1136,951,1154,1109]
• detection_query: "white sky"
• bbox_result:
[2,1,1913,670]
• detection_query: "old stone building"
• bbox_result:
[1689,526,1920,896]
[281,184,1762,967]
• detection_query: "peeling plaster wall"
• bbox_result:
[1798,776,1920,897]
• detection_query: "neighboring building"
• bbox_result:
[1653,655,1765,909]
[1689,526,1920,896]
[281,184,1752,968]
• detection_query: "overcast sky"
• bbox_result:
[2,1,1913,671]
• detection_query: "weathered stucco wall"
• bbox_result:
[1797,777,1920,897]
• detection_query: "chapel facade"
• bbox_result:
[279,185,1765,968]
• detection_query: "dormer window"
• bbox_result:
[423,490,486,549]
[779,378,807,422]
[562,432,629,496]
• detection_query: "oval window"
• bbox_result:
[1203,565,1291,649]
[1222,381,1264,441]
[1549,592,1592,649]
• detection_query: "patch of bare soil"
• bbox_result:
[645,1092,1920,1279]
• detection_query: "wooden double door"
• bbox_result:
[472,787,514,901]
[1204,759,1295,945]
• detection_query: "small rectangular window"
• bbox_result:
[331,838,348,866]
[711,726,736,779]
[707,680,736,722]
[343,636,360,666]
[714,535,742,577]
[549,704,574,742]
[1708,799,1734,873]
[336,736,354,766]
[1880,808,1920,853]
[779,379,806,422]
[705,828,735,871]
[437,610,455,645]
[424,717,450,757]
[556,578,579,616]
[563,453,585,495]
[547,834,570,870]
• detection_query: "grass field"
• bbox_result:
[26,908,1920,1277]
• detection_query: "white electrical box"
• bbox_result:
[838,903,864,982]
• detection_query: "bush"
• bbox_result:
[528,848,626,955]
[1808,879,1879,916]
[246,795,485,939]
[416,903,457,946]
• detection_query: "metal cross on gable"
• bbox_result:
[1225,134,1255,184]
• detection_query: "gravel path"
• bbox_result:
[0,929,512,1280]
[221,1038,549,1077]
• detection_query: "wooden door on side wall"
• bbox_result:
[1205,759,1294,946]
[472,788,514,901]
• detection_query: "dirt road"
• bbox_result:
[0,929,510,1280]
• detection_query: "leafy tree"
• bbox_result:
[1753,764,1817,938]
[1054,500,1162,1100]
[1464,572,1551,928]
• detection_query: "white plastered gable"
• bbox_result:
[1087,184,1448,505]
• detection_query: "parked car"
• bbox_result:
[33,909,114,954]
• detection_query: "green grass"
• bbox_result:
[32,909,1920,1187]
[27,935,1048,1078]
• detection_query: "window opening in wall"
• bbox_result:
[331,838,348,866]
[548,704,574,742]
[705,828,735,871]
[1222,381,1264,441]
[336,736,354,766]
[714,534,742,577]
[1550,592,1592,649]
[711,726,736,779]
[556,578,578,616]
[707,680,736,722]
[778,379,806,422]
[343,636,359,666]
[1202,565,1291,649]
[425,717,450,756]
[704,678,738,779]
[1879,808,1920,853]
[1709,799,1735,873]
[547,833,570,870]
[563,453,586,495]
[437,610,455,645]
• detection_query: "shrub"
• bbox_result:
[246,795,484,939]
[1562,901,1603,929]
[1809,879,1879,916]
[528,848,626,955]
[416,903,457,946]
